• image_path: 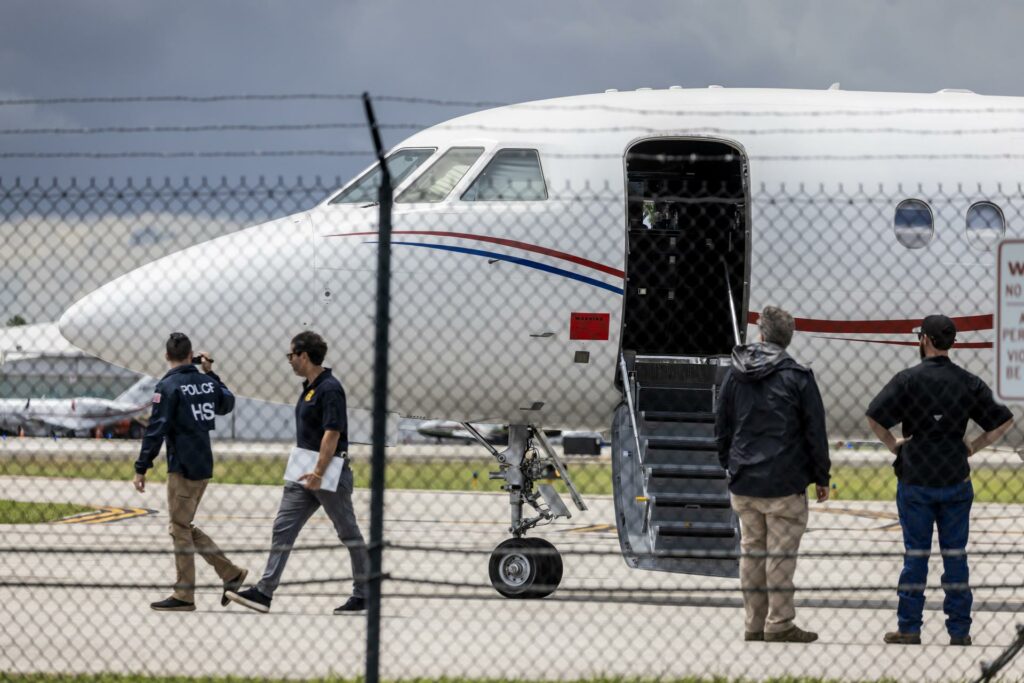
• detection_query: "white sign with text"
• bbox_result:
[996,239,1024,402]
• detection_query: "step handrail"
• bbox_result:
[619,352,645,466]
[722,259,741,347]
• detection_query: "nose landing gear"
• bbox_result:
[459,423,584,599]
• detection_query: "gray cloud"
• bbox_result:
[0,0,1021,182]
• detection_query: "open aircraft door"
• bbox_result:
[612,137,751,578]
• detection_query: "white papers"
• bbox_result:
[283,446,343,492]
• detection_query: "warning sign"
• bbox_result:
[995,239,1024,402]
[569,312,610,341]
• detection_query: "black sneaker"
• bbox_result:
[333,596,366,614]
[150,597,195,612]
[226,586,271,613]
[950,635,973,646]
[221,568,249,607]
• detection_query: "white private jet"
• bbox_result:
[59,86,1022,598]
[0,376,156,437]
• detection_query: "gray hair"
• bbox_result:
[759,305,795,348]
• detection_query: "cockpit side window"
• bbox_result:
[396,147,484,203]
[329,148,435,204]
[462,149,548,201]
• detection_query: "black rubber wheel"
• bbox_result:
[488,538,543,599]
[523,537,562,598]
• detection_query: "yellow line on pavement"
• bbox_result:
[54,506,152,525]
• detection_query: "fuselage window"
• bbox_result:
[893,199,934,249]
[329,148,435,204]
[462,149,548,201]
[965,201,1005,250]
[396,147,484,203]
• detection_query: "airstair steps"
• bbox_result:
[644,435,717,452]
[612,354,740,579]
[646,463,727,479]
[641,410,716,424]
[648,492,732,507]
[655,521,738,538]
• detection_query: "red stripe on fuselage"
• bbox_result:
[810,336,992,349]
[333,230,626,278]
[747,312,993,334]
[332,231,995,336]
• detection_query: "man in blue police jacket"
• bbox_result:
[134,332,248,611]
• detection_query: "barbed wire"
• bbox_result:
[4,150,1024,162]
[6,91,1024,119]
[3,574,1023,598]
[0,122,374,135]
[0,177,1019,201]
[0,150,372,159]
[10,122,1024,137]
[4,540,1024,561]
[0,93,365,106]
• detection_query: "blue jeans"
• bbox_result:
[895,480,974,638]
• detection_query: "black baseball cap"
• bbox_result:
[913,315,956,350]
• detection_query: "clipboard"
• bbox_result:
[283,446,343,492]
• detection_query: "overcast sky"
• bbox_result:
[2,0,1023,182]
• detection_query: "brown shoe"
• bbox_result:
[765,626,818,643]
[744,631,764,641]
[883,631,921,645]
[949,635,972,646]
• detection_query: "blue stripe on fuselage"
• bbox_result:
[370,241,625,295]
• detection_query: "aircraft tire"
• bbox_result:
[523,537,562,599]
[488,538,543,599]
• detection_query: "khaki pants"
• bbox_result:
[167,472,241,602]
[731,492,809,634]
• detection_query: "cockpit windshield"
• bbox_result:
[329,148,435,204]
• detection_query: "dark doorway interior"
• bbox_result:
[622,139,748,357]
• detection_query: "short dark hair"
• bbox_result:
[166,332,192,362]
[291,331,327,366]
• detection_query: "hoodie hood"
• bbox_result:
[730,342,799,381]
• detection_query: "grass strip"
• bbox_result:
[0,499,94,524]
[1,457,1021,503]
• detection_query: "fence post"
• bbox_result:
[362,91,392,683]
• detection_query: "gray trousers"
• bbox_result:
[256,467,368,599]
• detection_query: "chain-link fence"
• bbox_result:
[2,95,1024,683]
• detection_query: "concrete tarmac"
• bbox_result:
[1,474,1023,681]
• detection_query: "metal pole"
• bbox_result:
[363,92,392,683]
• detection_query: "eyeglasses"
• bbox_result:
[286,351,301,361]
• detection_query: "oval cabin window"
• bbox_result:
[965,201,1005,250]
[894,199,934,249]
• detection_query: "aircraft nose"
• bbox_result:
[59,214,316,398]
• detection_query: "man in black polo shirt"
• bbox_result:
[227,331,369,614]
[867,315,1013,646]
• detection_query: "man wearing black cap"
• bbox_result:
[867,315,1013,646]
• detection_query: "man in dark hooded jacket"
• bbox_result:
[716,305,831,643]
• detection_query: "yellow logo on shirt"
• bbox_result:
[305,390,315,402]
